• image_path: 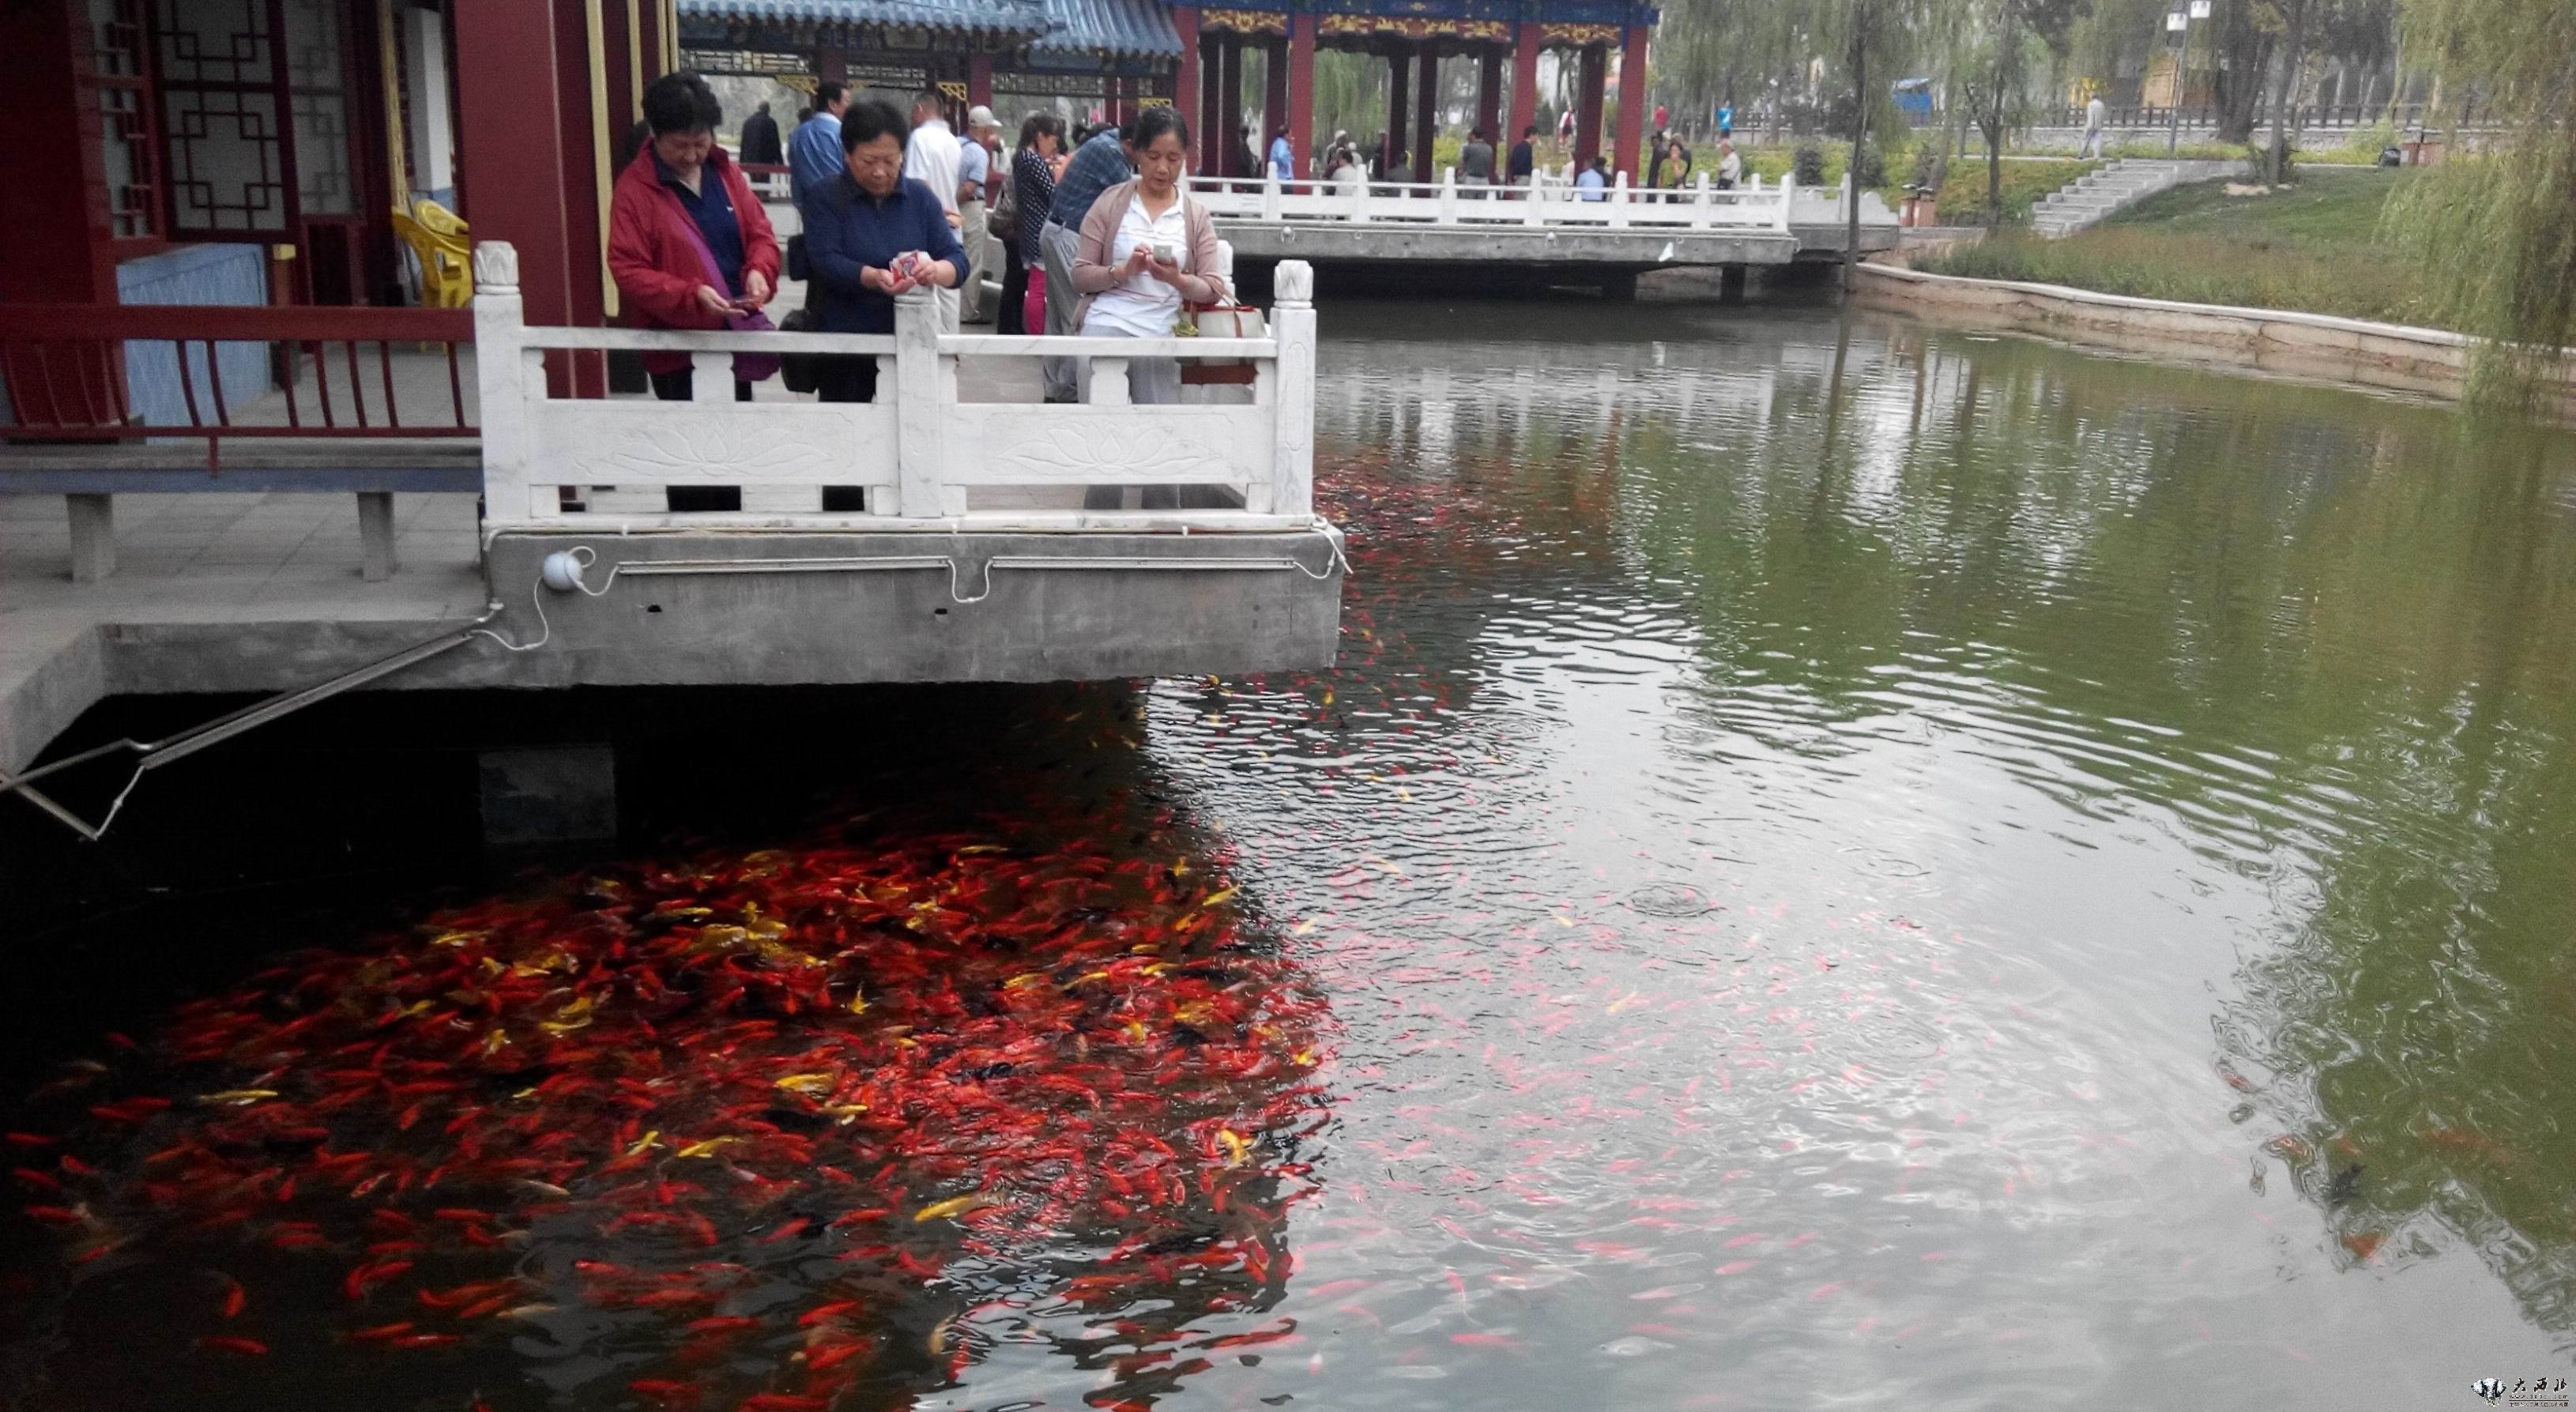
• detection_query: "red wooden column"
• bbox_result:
[1508,23,1540,157]
[815,48,845,85]
[1384,49,1410,176]
[1476,47,1503,140]
[2,1,116,310]
[549,0,605,395]
[1286,13,1316,183]
[1218,40,1243,174]
[1612,24,1648,181]
[1412,45,1438,183]
[1173,7,1201,165]
[1197,31,1222,174]
[1574,44,1606,167]
[455,0,579,397]
[969,54,992,111]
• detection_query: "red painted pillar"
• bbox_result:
[1286,13,1316,183]
[1477,47,1503,139]
[455,0,578,396]
[969,53,992,111]
[1218,40,1243,175]
[1508,24,1540,157]
[1173,7,1200,165]
[1385,49,1410,175]
[549,0,605,394]
[2,1,115,310]
[1612,24,1648,181]
[1197,31,1221,175]
[1575,44,1605,168]
[815,47,845,85]
[1413,45,1439,183]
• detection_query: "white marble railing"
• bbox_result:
[469,242,1317,533]
[1187,169,1795,233]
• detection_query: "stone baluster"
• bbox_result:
[469,241,552,521]
[1267,260,1316,518]
[893,288,943,518]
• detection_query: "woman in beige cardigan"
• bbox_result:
[1069,105,1228,408]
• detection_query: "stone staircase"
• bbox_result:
[2030,157,2246,238]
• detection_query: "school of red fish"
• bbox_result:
[6,811,1333,1410]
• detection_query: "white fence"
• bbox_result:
[469,242,1317,533]
[1187,169,1797,233]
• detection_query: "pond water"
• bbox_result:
[7,303,2576,1411]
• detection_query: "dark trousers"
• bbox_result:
[998,246,1029,336]
[650,368,750,512]
[817,355,878,513]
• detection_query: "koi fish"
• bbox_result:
[197,1336,269,1357]
[911,1193,996,1222]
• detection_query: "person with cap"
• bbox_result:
[957,104,1003,323]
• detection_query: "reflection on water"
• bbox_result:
[8,305,2576,1408]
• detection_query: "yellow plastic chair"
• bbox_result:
[392,207,473,308]
[412,198,469,239]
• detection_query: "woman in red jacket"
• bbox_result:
[608,70,780,400]
[608,70,781,510]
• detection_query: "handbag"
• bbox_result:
[1178,302,1266,386]
[670,186,780,383]
[777,305,820,395]
[990,168,1017,240]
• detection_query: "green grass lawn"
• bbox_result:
[1917,167,2444,328]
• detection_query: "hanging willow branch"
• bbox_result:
[2383,0,2576,408]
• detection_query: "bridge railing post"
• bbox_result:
[893,288,943,518]
[1267,260,1316,518]
[1610,171,1631,228]
[1693,171,1712,229]
[1261,174,1282,222]
[1350,174,1371,223]
[1439,167,1459,224]
[1776,175,1795,234]
[469,241,552,521]
[1524,171,1546,226]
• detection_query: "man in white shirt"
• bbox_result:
[903,91,965,329]
[1715,140,1742,190]
[2081,94,2107,159]
[956,105,1000,322]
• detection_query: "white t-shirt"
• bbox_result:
[1717,149,1742,183]
[1081,193,1192,339]
[905,118,962,215]
[2086,97,2106,129]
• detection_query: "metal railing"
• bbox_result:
[1185,168,1798,233]
[469,241,1319,533]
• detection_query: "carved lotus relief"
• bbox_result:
[584,419,856,481]
[996,426,1232,482]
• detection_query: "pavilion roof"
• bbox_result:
[675,0,1050,45]
[1030,0,1184,62]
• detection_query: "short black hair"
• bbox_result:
[1128,104,1190,152]
[1019,110,1064,151]
[642,70,721,136]
[842,95,908,152]
[1523,124,1538,137]
[815,81,845,107]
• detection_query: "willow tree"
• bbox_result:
[2386,0,2576,405]
[1955,0,2088,226]
[1807,0,1933,289]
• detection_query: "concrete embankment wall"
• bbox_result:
[1854,261,2576,424]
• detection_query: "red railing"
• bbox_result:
[0,305,477,469]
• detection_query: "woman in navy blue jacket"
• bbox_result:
[803,96,969,405]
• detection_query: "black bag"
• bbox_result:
[786,233,811,284]
[778,305,819,395]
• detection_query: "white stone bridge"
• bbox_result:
[1188,172,1900,296]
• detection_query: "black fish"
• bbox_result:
[2326,1162,2364,1206]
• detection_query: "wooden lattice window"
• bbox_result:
[90,0,164,243]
